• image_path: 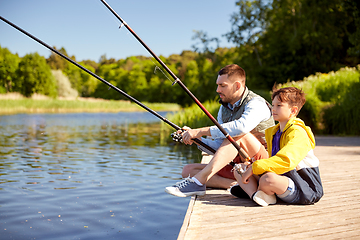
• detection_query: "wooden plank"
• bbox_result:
[178,136,360,240]
[178,196,196,240]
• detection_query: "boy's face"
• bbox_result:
[272,96,296,122]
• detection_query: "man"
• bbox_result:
[165,64,274,197]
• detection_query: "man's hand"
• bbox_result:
[180,126,197,145]
[179,126,211,145]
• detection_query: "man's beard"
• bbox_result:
[220,95,231,104]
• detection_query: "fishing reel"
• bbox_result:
[232,163,247,176]
[171,132,183,143]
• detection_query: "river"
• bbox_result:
[0,112,202,239]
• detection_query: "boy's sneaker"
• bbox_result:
[230,184,250,199]
[252,190,277,207]
[165,177,206,197]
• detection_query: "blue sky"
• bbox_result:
[0,0,238,62]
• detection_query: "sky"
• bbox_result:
[0,0,238,62]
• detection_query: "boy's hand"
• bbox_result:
[242,165,253,184]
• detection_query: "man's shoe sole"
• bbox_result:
[165,187,206,197]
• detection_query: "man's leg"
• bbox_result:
[165,133,261,197]
[193,133,261,185]
[182,163,237,189]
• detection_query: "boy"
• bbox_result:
[231,87,323,206]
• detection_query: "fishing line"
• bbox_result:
[100,0,251,162]
[153,65,173,84]
[0,15,216,155]
[99,0,172,85]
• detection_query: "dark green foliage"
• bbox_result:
[1,0,359,139]
[165,100,221,131]
[47,47,69,70]
[322,81,360,135]
[166,66,360,136]
[15,53,57,98]
[297,95,323,133]
[280,66,360,135]
[199,0,360,89]
[0,45,20,93]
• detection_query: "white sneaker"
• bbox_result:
[252,190,277,207]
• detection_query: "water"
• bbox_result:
[0,112,202,239]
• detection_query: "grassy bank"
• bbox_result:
[0,94,180,114]
[280,66,360,135]
[164,66,360,136]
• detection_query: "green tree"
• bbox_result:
[94,61,129,100]
[225,0,360,88]
[47,47,69,70]
[63,62,81,95]
[78,62,99,97]
[127,63,148,99]
[16,53,57,97]
[0,46,20,93]
[225,0,270,67]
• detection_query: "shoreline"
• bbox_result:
[0,95,180,115]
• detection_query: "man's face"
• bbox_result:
[216,74,239,104]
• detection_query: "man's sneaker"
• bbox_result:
[165,177,206,197]
[252,190,277,207]
[230,184,250,199]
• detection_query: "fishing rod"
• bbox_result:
[100,0,251,162]
[0,15,216,154]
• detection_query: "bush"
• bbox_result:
[322,81,360,135]
[278,66,360,134]
[166,66,360,136]
[164,100,220,132]
[52,70,78,98]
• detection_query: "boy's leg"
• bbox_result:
[258,172,289,195]
[234,172,281,206]
[234,170,258,197]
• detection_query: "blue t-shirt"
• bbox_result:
[272,129,282,156]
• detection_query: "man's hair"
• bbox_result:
[218,64,246,85]
[272,87,306,115]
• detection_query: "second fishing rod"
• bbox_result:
[0,15,216,155]
[100,0,251,162]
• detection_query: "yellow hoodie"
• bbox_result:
[252,117,318,175]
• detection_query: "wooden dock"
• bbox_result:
[178,136,360,240]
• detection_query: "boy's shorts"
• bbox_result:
[276,177,300,203]
[216,144,268,180]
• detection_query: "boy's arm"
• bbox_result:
[252,126,312,175]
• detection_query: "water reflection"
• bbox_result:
[0,113,201,239]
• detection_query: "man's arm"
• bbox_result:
[180,105,224,146]
[209,97,271,139]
